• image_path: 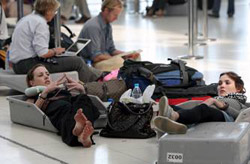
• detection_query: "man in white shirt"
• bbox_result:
[0,2,9,47]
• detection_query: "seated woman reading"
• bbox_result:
[26,64,100,147]
[153,71,248,134]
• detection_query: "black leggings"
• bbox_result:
[175,104,225,125]
[45,94,100,146]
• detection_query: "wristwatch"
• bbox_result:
[39,93,46,100]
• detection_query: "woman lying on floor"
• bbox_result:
[26,64,100,147]
[153,71,248,134]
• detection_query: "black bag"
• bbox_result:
[153,83,218,99]
[100,102,156,139]
[168,0,187,5]
[48,19,76,50]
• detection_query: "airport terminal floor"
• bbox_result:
[1,0,250,163]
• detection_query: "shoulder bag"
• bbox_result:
[100,102,156,139]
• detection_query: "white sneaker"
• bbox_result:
[158,96,174,119]
[153,116,187,134]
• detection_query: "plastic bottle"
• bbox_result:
[87,60,92,67]
[5,51,10,70]
[107,98,114,112]
[131,83,142,99]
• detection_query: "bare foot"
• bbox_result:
[78,121,94,148]
[72,108,88,136]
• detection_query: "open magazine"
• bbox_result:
[93,49,143,71]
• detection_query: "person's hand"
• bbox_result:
[65,75,85,93]
[42,74,66,96]
[54,47,65,56]
[202,98,215,106]
[123,53,140,60]
[202,98,227,109]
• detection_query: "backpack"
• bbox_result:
[118,59,204,92]
[48,19,76,50]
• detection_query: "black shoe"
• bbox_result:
[75,16,90,24]
[228,13,234,18]
[208,13,219,18]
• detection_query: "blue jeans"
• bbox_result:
[212,0,234,15]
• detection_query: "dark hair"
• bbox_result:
[219,71,245,94]
[26,64,46,87]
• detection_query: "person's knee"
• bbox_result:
[72,57,85,67]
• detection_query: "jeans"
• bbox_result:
[212,0,235,15]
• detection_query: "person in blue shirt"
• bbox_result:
[78,0,139,70]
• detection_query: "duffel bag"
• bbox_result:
[84,79,127,102]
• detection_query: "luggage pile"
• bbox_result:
[118,58,218,105]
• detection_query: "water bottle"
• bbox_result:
[131,83,142,99]
[87,60,92,67]
[5,51,10,70]
[107,98,114,112]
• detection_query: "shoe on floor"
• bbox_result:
[228,13,234,18]
[158,96,174,118]
[208,12,219,18]
[153,116,187,134]
[146,7,154,17]
[75,16,91,24]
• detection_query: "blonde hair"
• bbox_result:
[101,0,123,11]
[34,0,60,16]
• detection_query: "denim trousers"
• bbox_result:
[212,0,234,15]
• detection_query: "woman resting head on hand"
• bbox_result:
[152,71,248,135]
[26,64,100,147]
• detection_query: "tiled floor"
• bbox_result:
[1,0,250,163]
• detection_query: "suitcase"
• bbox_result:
[157,122,250,164]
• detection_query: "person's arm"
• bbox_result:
[111,50,124,56]
[220,98,246,119]
[202,98,228,109]
[112,50,140,60]
[40,47,65,58]
[34,75,66,108]
[93,54,112,63]
[32,18,65,58]
[79,23,115,63]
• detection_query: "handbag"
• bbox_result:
[100,102,156,139]
[84,79,127,102]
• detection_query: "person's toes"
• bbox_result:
[78,121,94,148]
[73,108,87,136]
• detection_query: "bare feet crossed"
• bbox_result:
[78,121,94,148]
[72,108,88,136]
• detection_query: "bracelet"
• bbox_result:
[39,93,47,100]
